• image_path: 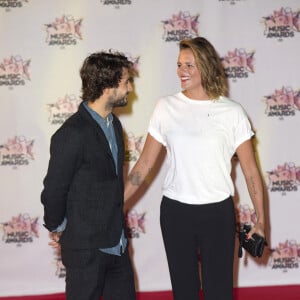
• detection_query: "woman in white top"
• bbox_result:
[125,37,265,300]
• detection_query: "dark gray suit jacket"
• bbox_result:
[41,102,125,250]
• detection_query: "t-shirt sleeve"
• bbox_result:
[233,109,254,150]
[148,99,167,146]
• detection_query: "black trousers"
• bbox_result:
[160,196,236,300]
[61,246,136,300]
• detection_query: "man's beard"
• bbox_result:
[113,96,128,107]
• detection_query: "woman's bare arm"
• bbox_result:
[124,134,163,202]
[236,139,266,238]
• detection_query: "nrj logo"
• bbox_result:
[0,55,30,87]
[100,0,132,8]
[126,209,146,239]
[126,54,140,77]
[0,0,28,10]
[125,132,144,162]
[270,240,300,271]
[45,15,83,46]
[266,163,300,194]
[236,204,257,226]
[261,7,300,40]
[1,213,39,246]
[0,135,34,167]
[263,87,300,119]
[48,94,80,125]
[162,11,199,42]
[221,48,255,81]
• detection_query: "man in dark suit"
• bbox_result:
[41,51,136,300]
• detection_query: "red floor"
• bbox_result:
[1,286,300,300]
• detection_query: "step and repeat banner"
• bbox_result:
[0,0,299,296]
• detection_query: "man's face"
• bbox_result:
[109,68,133,108]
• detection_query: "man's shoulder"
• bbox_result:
[51,111,87,141]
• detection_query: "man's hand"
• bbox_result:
[49,231,62,249]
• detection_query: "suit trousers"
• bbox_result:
[61,246,136,300]
[160,196,236,300]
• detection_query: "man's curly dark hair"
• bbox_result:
[80,51,134,102]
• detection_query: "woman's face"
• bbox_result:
[177,48,202,92]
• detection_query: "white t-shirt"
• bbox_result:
[148,92,254,205]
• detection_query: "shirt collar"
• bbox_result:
[83,101,113,127]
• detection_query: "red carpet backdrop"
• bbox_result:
[0,0,300,297]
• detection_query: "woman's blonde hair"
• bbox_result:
[179,37,228,99]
